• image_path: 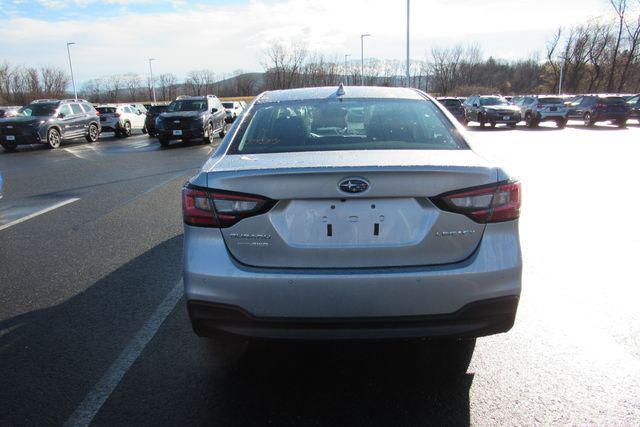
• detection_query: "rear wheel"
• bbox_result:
[1,142,17,152]
[219,123,227,138]
[47,128,61,149]
[525,113,538,128]
[508,122,517,129]
[85,123,99,142]
[584,112,594,127]
[616,119,627,128]
[141,125,148,134]
[122,121,132,137]
[557,118,567,129]
[490,122,496,128]
[158,138,170,147]
[203,123,214,144]
[417,339,476,377]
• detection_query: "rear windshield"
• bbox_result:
[440,99,461,107]
[604,97,625,104]
[539,97,562,104]
[167,100,207,112]
[148,106,168,113]
[230,99,467,154]
[222,102,233,108]
[96,107,117,114]
[479,97,509,106]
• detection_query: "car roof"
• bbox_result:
[255,86,425,104]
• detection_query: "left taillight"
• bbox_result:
[432,180,521,223]
[182,186,273,228]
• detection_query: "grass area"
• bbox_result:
[220,96,255,104]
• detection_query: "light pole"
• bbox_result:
[406,0,411,87]
[66,42,77,100]
[360,33,371,86]
[148,58,157,103]
[558,61,564,95]
[344,54,351,85]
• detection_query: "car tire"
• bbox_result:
[525,113,538,128]
[418,338,476,377]
[47,128,61,149]
[490,122,496,128]
[219,123,227,138]
[616,119,627,128]
[158,138,170,148]
[508,123,517,129]
[85,123,99,143]
[557,118,567,129]
[141,125,148,134]
[203,123,214,144]
[584,112,594,127]
[1,142,17,152]
[122,121,132,137]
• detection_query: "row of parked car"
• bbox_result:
[437,93,640,129]
[0,96,247,152]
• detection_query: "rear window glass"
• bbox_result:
[148,106,167,113]
[440,99,461,107]
[167,100,207,112]
[539,97,562,104]
[97,107,117,114]
[230,99,467,155]
[70,104,83,114]
[222,102,233,108]
[604,97,625,104]
[81,103,95,113]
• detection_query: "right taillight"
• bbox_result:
[432,181,521,223]
[182,186,274,228]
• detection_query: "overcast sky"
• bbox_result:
[0,0,611,84]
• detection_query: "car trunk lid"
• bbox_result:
[205,150,497,269]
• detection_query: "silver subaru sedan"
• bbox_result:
[183,86,522,372]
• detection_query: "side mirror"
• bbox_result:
[58,113,65,118]
[211,108,218,113]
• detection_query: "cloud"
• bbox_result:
[0,0,610,83]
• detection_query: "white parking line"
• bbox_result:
[64,279,183,427]
[0,198,80,232]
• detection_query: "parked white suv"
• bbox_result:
[222,101,244,121]
[516,96,568,128]
[96,104,147,137]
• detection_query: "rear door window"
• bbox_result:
[59,105,72,117]
[70,104,83,115]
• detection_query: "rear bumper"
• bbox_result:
[188,296,519,340]
[535,112,567,121]
[184,220,522,340]
[593,112,628,122]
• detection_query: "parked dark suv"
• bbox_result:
[0,99,101,152]
[155,95,227,147]
[566,95,628,127]
[144,105,168,137]
[625,94,640,120]
[463,95,521,128]
[436,97,465,121]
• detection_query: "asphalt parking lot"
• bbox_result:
[1,122,639,426]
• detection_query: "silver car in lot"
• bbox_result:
[183,86,522,372]
[516,95,568,128]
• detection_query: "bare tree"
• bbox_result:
[608,0,628,91]
[123,73,141,101]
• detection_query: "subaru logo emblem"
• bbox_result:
[338,178,369,194]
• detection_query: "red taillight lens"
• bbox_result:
[182,187,273,228]
[432,181,521,223]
